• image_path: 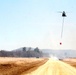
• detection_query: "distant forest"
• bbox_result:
[0,47,46,57]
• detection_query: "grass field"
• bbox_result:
[62,58,76,68]
[0,57,76,75]
[0,57,48,75]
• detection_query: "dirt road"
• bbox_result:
[22,58,76,75]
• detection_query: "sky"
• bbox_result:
[0,0,76,50]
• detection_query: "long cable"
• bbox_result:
[61,17,64,39]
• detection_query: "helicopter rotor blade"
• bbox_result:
[57,11,62,13]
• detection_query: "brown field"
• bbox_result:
[0,57,48,75]
[0,57,76,75]
[62,58,76,68]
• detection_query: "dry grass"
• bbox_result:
[62,58,76,68]
[0,57,48,75]
[0,57,76,75]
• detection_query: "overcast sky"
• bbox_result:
[0,0,76,50]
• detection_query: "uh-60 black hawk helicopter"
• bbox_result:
[62,11,67,17]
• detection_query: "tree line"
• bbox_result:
[0,47,43,57]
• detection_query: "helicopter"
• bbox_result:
[62,11,67,17]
